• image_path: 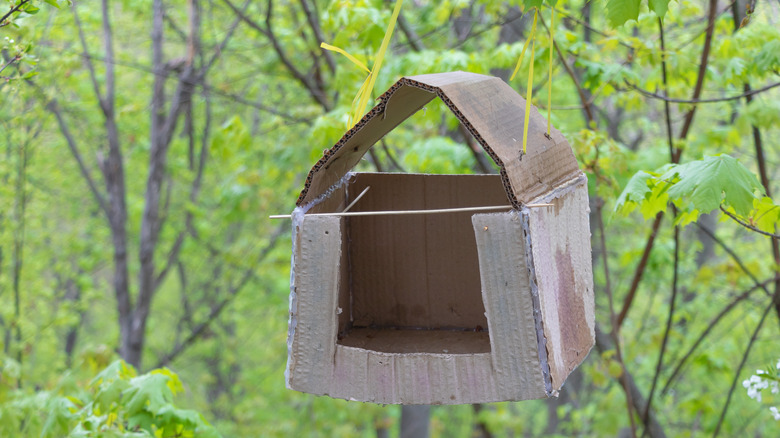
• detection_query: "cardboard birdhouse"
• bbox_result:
[284,72,594,405]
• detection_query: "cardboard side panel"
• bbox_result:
[330,346,503,404]
[287,216,342,394]
[471,212,549,401]
[527,182,595,390]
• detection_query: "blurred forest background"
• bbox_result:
[1,0,779,436]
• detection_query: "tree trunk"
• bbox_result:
[400,405,430,438]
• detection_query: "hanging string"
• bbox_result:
[522,9,538,154]
[548,7,554,136]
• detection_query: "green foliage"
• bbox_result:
[616,155,765,225]
[606,0,641,28]
[2,0,780,436]
[0,360,220,437]
[402,136,476,174]
[605,0,671,27]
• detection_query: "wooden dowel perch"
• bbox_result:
[269,203,553,219]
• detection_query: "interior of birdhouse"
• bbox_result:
[306,172,511,355]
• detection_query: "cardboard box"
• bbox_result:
[285,72,594,404]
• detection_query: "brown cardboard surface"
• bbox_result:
[329,346,499,404]
[287,71,593,405]
[472,212,549,399]
[526,180,595,390]
[296,71,581,208]
[286,216,341,394]
[338,328,490,354]
[345,173,508,330]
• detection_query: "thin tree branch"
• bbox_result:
[661,276,778,395]
[732,2,780,317]
[222,0,331,110]
[0,0,31,28]
[380,139,406,172]
[299,0,335,74]
[538,14,596,125]
[720,206,780,239]
[595,196,638,438]
[674,0,718,162]
[458,124,492,174]
[695,222,771,297]
[202,0,249,74]
[397,10,424,52]
[0,51,22,77]
[155,85,213,290]
[625,80,780,104]
[644,225,679,429]
[155,224,286,368]
[618,0,719,327]
[44,98,109,215]
[72,1,108,114]
[712,299,774,437]
[643,20,680,424]
[595,325,667,438]
[616,213,664,328]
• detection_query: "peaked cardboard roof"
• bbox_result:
[296,71,582,208]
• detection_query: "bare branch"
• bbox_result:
[155,225,286,368]
[202,0,250,74]
[616,213,664,328]
[538,14,596,126]
[397,11,424,52]
[380,139,406,172]
[72,1,108,114]
[675,0,718,162]
[644,225,679,427]
[44,98,109,216]
[299,0,336,74]
[222,0,331,110]
[595,325,667,438]
[662,276,778,395]
[594,194,638,437]
[625,80,780,105]
[695,222,771,297]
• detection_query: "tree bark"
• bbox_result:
[400,405,430,438]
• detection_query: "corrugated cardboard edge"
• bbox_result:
[523,174,595,391]
[296,71,582,208]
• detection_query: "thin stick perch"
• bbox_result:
[269,203,553,219]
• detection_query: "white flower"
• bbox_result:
[770,406,780,421]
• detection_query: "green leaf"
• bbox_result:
[615,170,654,215]
[122,373,174,415]
[648,0,670,19]
[523,0,544,10]
[41,397,77,438]
[605,0,641,28]
[752,197,780,233]
[661,155,762,216]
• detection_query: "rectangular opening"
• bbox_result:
[323,173,509,354]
